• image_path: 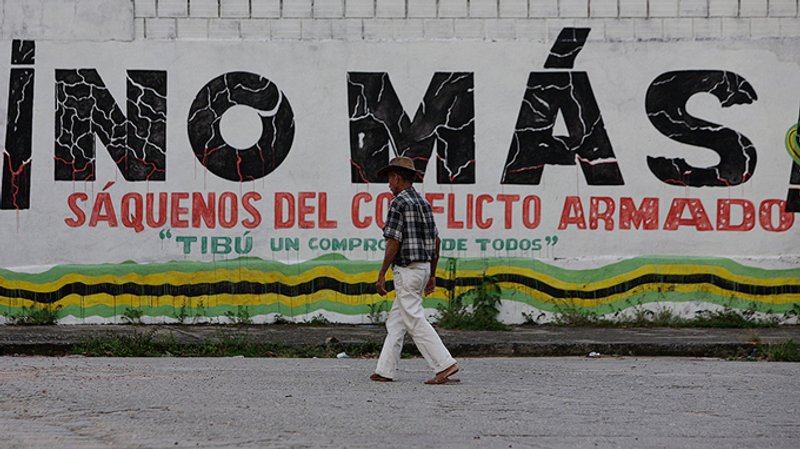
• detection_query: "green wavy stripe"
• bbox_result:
[499,288,798,314]
[456,256,800,281]
[2,255,799,286]
[2,298,449,319]
[0,254,381,284]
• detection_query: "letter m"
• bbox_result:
[347,72,475,183]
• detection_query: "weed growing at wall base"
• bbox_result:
[528,304,784,328]
[9,304,62,325]
[71,332,391,358]
[122,307,144,324]
[691,308,779,328]
[437,274,509,331]
[305,314,331,326]
[223,306,253,325]
[368,300,390,324]
[175,301,189,324]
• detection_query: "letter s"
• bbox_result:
[64,192,88,227]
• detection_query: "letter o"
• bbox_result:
[319,238,330,251]
[187,72,295,182]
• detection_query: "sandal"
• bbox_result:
[424,363,460,385]
[370,373,393,382]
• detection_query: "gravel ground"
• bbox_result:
[1,356,799,448]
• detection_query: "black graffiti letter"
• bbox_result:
[187,72,294,182]
[645,71,757,187]
[1,40,35,210]
[502,28,623,185]
[788,163,800,212]
[55,69,167,181]
[786,102,800,213]
[348,72,475,183]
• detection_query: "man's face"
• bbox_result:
[387,171,401,195]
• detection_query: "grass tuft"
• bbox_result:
[758,339,800,362]
[9,304,62,325]
[223,306,253,325]
[71,332,392,358]
[437,274,510,331]
[531,304,783,329]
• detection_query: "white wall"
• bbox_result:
[0,1,799,269]
[1,0,133,41]
[129,0,798,42]
[2,1,798,42]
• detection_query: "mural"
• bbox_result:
[1,255,798,324]
[1,30,799,323]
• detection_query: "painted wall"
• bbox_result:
[0,0,799,324]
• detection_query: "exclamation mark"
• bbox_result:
[1,40,35,210]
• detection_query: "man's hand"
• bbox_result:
[377,239,399,296]
[376,272,388,296]
[424,276,436,296]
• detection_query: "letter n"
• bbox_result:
[347,72,475,184]
[55,69,167,181]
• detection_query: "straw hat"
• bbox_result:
[376,156,420,177]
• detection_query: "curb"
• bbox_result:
[0,342,754,358]
[446,342,754,358]
[0,337,760,359]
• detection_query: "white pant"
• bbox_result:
[374,262,456,379]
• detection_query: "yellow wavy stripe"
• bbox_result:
[0,288,452,309]
[0,265,457,293]
[0,266,381,292]
[461,264,800,290]
[465,282,799,306]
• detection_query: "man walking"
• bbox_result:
[371,156,460,385]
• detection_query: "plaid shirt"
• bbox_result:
[383,187,438,267]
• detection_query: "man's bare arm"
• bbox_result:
[424,237,441,296]
[376,238,401,295]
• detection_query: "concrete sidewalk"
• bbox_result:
[2,325,800,357]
